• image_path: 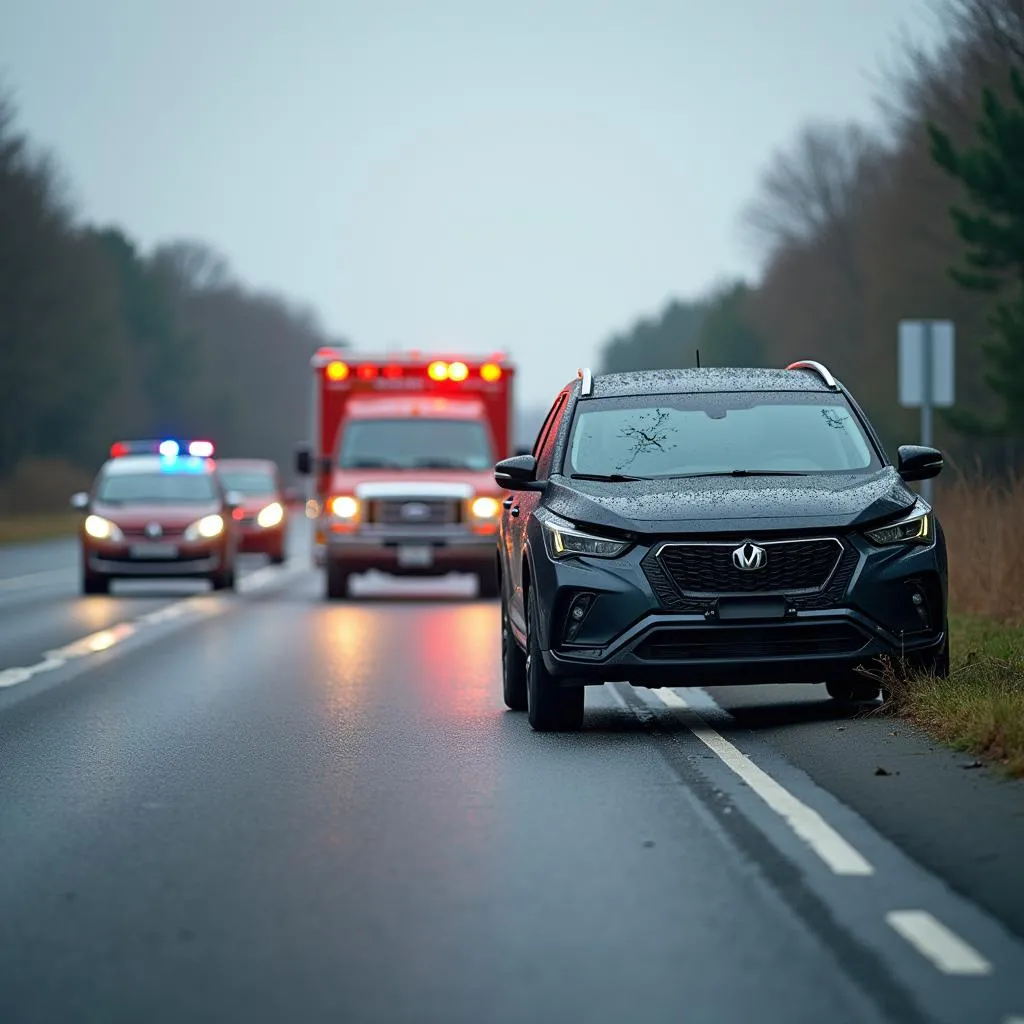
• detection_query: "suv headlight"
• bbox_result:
[864,503,932,546]
[184,514,224,541]
[84,515,123,541]
[537,509,631,560]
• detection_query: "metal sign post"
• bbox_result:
[898,320,955,504]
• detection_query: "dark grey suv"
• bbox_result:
[495,361,948,731]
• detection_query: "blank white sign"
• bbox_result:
[898,320,955,407]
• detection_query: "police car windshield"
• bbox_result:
[338,419,494,470]
[565,392,879,478]
[97,472,218,504]
[218,470,276,495]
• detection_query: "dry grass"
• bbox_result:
[885,616,1024,777]
[937,472,1024,622]
[0,458,90,546]
[0,513,80,546]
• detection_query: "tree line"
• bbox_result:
[597,0,1024,472]
[0,94,346,514]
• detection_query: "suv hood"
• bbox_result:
[544,468,918,536]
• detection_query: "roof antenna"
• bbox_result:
[695,348,701,368]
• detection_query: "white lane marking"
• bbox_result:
[886,910,993,975]
[0,561,303,689]
[0,567,74,591]
[651,688,874,876]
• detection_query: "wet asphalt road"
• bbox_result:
[2,521,1024,1023]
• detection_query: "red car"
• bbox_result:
[215,458,292,564]
[71,440,240,594]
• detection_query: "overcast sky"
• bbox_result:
[2,0,942,408]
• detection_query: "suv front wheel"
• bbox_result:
[526,588,584,731]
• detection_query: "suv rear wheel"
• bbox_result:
[526,588,584,731]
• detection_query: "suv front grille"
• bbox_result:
[366,499,461,526]
[654,537,843,596]
[635,622,868,661]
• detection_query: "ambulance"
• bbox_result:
[296,350,515,598]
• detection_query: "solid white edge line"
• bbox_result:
[0,567,75,591]
[652,688,874,876]
[886,910,993,975]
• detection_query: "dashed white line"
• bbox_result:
[650,687,874,876]
[0,561,302,690]
[886,910,993,975]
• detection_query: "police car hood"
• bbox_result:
[544,467,918,535]
[91,500,222,530]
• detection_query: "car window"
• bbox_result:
[337,418,494,470]
[532,394,564,458]
[536,393,568,478]
[96,472,218,503]
[218,469,277,495]
[566,392,877,477]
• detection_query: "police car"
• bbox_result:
[70,440,242,594]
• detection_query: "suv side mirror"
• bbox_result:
[295,445,311,476]
[897,444,943,482]
[70,491,89,510]
[515,447,532,457]
[495,454,546,491]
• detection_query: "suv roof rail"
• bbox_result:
[577,367,593,396]
[785,360,838,390]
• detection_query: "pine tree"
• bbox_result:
[928,67,1024,437]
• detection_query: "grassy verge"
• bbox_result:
[888,615,1024,778]
[0,513,80,546]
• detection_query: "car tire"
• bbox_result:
[526,588,584,731]
[501,598,528,710]
[477,563,500,599]
[825,680,880,702]
[211,566,236,591]
[326,561,350,599]
[82,571,109,595]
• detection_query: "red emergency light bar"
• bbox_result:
[110,439,215,458]
[316,354,508,385]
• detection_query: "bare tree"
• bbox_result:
[740,121,889,259]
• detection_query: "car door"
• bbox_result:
[507,389,569,635]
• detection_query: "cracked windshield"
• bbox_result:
[1,1,1022,1022]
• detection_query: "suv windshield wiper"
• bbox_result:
[569,472,645,482]
[667,469,809,478]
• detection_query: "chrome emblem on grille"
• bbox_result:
[731,542,766,571]
[399,502,431,520]
[144,522,163,539]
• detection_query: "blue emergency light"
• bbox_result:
[110,439,215,458]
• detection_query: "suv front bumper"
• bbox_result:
[529,528,947,687]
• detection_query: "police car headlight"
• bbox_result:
[84,515,123,541]
[257,502,284,528]
[184,514,224,541]
[864,504,932,546]
[537,509,631,560]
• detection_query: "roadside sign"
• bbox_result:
[897,319,955,504]
[898,320,955,407]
